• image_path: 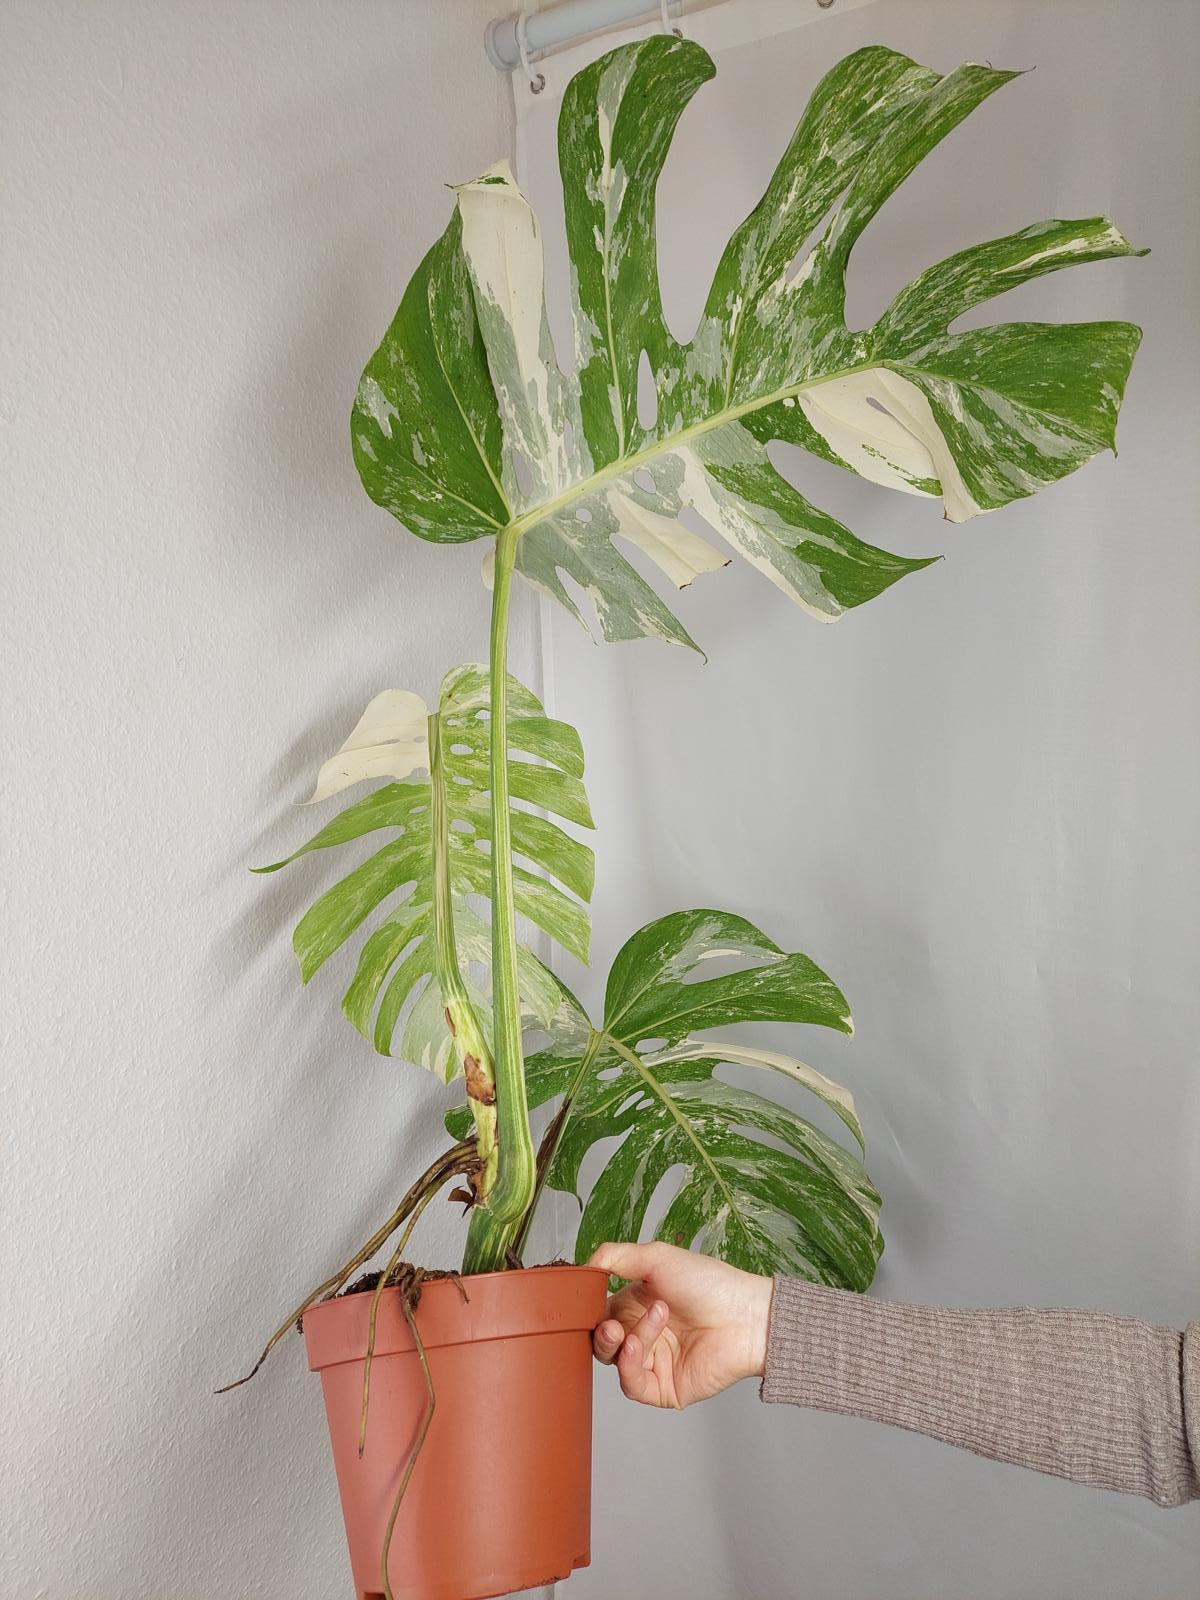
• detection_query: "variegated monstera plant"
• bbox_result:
[260,39,1142,1294]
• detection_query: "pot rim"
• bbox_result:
[303,1263,609,1371]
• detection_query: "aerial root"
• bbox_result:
[215,1138,477,1394]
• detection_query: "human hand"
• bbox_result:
[588,1241,773,1409]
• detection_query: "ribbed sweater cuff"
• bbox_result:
[760,1276,1200,1507]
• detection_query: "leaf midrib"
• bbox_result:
[503,337,1109,546]
[600,149,626,460]
[610,1035,757,1256]
[426,277,513,524]
[506,356,879,540]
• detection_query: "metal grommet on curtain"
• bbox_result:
[516,6,545,94]
[816,0,837,10]
[659,0,684,38]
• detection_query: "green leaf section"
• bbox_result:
[261,665,593,1078]
[449,909,880,1288]
[603,908,853,1046]
[353,40,1142,651]
[351,211,510,544]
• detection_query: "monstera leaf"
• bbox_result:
[257,665,594,1076]
[353,38,1143,650]
[449,909,881,1287]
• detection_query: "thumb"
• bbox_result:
[588,1240,660,1282]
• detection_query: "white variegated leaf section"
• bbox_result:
[606,488,729,588]
[304,690,429,804]
[794,373,943,503]
[645,1039,863,1147]
[455,162,588,510]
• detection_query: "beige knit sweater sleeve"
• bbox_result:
[761,1278,1200,1507]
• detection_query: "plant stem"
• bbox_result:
[459,521,539,1275]
[462,1202,521,1274]
[477,522,537,1231]
[429,710,497,1195]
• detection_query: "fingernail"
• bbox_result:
[651,1301,667,1321]
[623,1336,639,1360]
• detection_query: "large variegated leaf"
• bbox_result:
[257,665,594,1077]
[354,39,1143,650]
[449,909,880,1287]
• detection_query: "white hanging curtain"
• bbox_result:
[505,2,1199,1595]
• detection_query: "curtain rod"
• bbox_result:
[484,0,734,71]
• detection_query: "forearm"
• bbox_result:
[761,1278,1200,1507]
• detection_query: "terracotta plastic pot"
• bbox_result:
[304,1265,609,1600]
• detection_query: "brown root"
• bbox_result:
[215,1137,478,1395]
[380,1291,436,1600]
[358,1182,443,1456]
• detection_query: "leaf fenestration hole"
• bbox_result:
[636,348,658,431]
[555,567,606,641]
[641,1161,689,1238]
[633,467,656,494]
[677,948,779,985]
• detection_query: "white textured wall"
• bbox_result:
[1,5,527,1595]
[6,2,1200,1598]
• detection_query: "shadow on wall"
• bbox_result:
[103,44,503,1591]
[100,953,461,1589]
[195,52,498,655]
